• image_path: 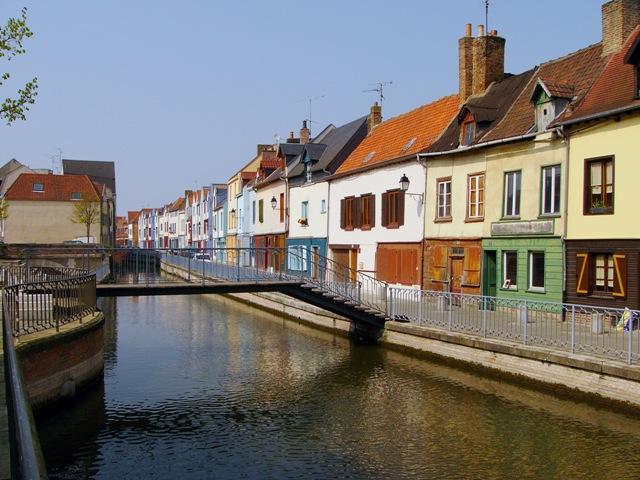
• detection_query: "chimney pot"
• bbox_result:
[478,24,485,36]
[491,30,498,36]
[465,23,472,37]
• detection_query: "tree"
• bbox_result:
[0,196,8,242]
[0,7,38,124]
[70,196,100,242]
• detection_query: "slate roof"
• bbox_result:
[62,159,116,194]
[483,43,609,142]
[427,70,535,153]
[287,115,368,179]
[336,95,459,174]
[5,173,101,202]
[562,26,640,123]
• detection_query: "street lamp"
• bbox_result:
[271,196,277,210]
[398,174,423,201]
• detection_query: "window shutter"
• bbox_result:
[370,194,376,227]
[398,190,406,226]
[576,253,589,294]
[463,247,481,285]
[258,199,264,223]
[355,196,362,228]
[381,192,389,227]
[340,198,346,229]
[433,246,448,282]
[613,254,627,298]
[376,246,388,282]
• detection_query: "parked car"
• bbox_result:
[195,253,211,261]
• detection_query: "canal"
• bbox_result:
[37,294,640,479]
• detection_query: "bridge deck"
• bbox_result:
[96,280,304,297]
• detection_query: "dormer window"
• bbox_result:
[33,183,44,192]
[530,79,574,132]
[71,192,82,200]
[305,162,312,183]
[462,120,476,146]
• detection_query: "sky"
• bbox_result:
[0,0,605,215]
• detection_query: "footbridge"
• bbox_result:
[64,247,391,330]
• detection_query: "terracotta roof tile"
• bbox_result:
[336,94,459,174]
[538,78,575,99]
[5,173,100,202]
[565,26,640,121]
[484,43,609,141]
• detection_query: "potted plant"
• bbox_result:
[590,199,607,214]
[298,218,308,226]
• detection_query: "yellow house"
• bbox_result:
[562,23,640,309]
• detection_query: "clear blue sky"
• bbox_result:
[0,0,603,215]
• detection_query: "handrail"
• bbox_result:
[2,290,49,479]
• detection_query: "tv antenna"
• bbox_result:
[485,0,490,34]
[48,148,62,174]
[364,81,393,103]
[299,95,324,134]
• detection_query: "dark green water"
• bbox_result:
[37,295,640,479]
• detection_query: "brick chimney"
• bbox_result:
[368,102,382,134]
[299,120,310,144]
[602,0,640,56]
[459,24,505,103]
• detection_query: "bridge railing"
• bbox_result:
[388,287,640,365]
[154,247,389,317]
[2,267,97,338]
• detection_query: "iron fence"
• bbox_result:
[388,288,640,364]
[2,269,97,338]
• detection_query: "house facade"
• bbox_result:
[328,96,459,287]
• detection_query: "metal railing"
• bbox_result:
[2,301,49,479]
[154,247,389,317]
[388,288,640,365]
[2,267,97,338]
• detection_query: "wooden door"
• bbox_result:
[450,257,463,294]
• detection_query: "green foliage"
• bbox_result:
[0,7,38,125]
[0,196,8,223]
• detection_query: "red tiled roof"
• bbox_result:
[484,43,609,141]
[128,211,140,223]
[565,26,640,121]
[538,78,575,99]
[336,94,459,174]
[5,173,100,202]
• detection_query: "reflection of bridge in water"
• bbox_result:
[97,247,390,332]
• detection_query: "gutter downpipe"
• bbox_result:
[556,125,570,301]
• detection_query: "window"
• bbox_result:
[71,192,82,200]
[381,190,404,228]
[301,201,308,220]
[585,157,613,214]
[541,165,561,215]
[504,171,521,217]
[576,252,626,298]
[503,251,518,289]
[360,194,375,229]
[252,201,256,224]
[462,120,476,146]
[305,162,312,183]
[288,245,308,272]
[529,251,545,291]
[436,178,451,220]
[467,173,484,219]
[33,183,44,192]
[340,196,356,230]
[320,199,326,214]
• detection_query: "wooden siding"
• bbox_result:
[423,239,482,295]
[376,243,421,286]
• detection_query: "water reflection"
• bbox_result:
[38,295,640,479]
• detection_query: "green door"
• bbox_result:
[483,250,497,300]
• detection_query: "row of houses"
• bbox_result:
[120,0,640,313]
